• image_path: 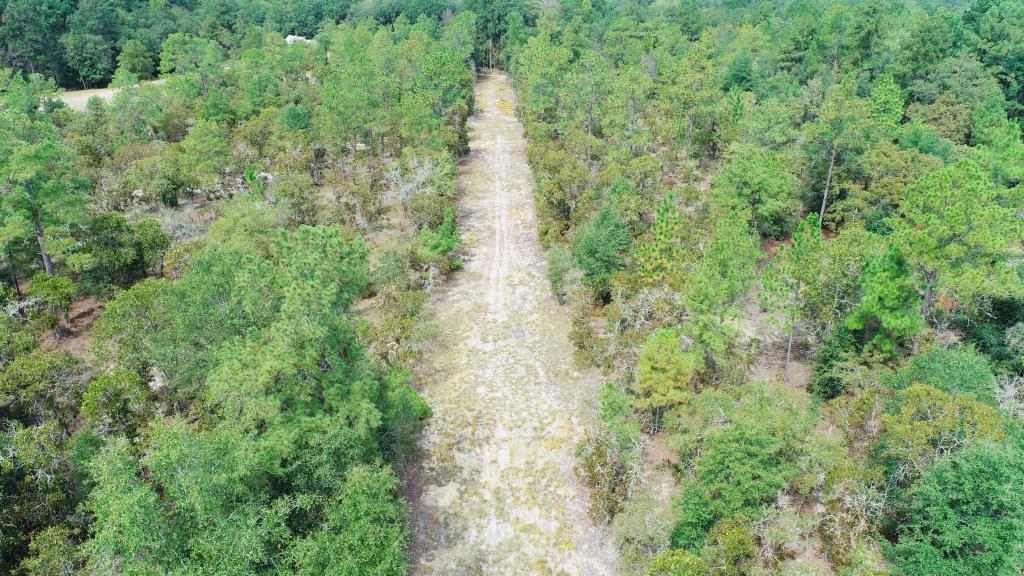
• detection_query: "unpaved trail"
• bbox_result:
[59,79,166,111]
[410,71,617,575]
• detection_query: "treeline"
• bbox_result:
[1,11,474,575]
[0,0,476,88]
[505,1,1024,575]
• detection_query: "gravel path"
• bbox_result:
[410,70,617,575]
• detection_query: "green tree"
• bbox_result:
[910,55,1007,143]
[633,327,704,428]
[879,384,1004,484]
[963,0,1024,118]
[885,345,998,405]
[804,77,871,226]
[80,370,150,437]
[0,348,81,427]
[180,119,232,192]
[512,30,572,125]
[0,0,74,84]
[633,195,687,288]
[290,464,408,576]
[846,248,923,357]
[886,442,1024,576]
[887,160,1023,324]
[0,78,85,275]
[17,525,79,576]
[761,215,822,376]
[117,39,155,80]
[27,272,77,328]
[662,30,719,161]
[868,74,904,136]
[716,143,801,238]
[158,33,224,92]
[60,32,114,87]
[572,205,632,298]
[673,424,798,549]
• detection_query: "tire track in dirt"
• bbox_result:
[409,70,617,575]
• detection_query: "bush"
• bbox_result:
[545,244,575,303]
[612,487,676,573]
[672,423,798,549]
[885,443,1024,576]
[406,190,449,229]
[704,516,757,576]
[647,548,707,576]
[1004,322,1024,365]
[577,429,633,523]
[416,208,460,264]
[885,346,997,405]
[372,245,413,292]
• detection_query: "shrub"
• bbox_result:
[577,429,633,523]
[705,516,757,576]
[885,346,997,405]
[612,487,676,573]
[885,443,1024,576]
[572,205,632,299]
[647,548,707,576]
[416,208,460,263]
[672,423,798,549]
[1005,322,1024,364]
[545,244,575,303]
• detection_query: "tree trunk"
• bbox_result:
[34,219,55,275]
[137,244,148,279]
[5,247,22,298]
[785,321,795,380]
[920,270,937,324]
[784,279,801,380]
[684,115,695,161]
[818,143,837,226]
[913,270,938,354]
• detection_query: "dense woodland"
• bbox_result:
[509,1,1024,576]
[1,6,475,573]
[2,0,1024,575]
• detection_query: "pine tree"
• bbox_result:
[634,195,687,288]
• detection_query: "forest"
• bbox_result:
[2,0,1024,575]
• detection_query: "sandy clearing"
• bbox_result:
[58,79,166,111]
[409,70,618,575]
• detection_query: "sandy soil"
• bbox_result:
[59,79,166,111]
[409,71,617,575]
[40,295,102,358]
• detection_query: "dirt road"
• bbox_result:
[410,71,617,575]
[59,79,165,111]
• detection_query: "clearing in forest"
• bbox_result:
[409,71,617,575]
